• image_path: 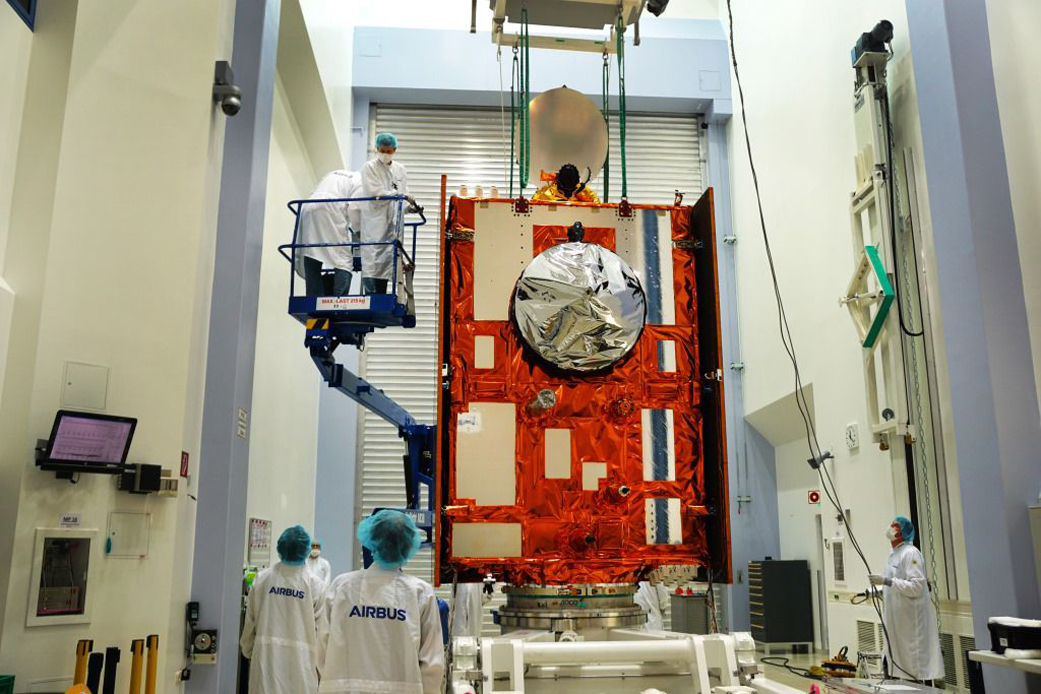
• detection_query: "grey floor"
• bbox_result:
[759,650,822,690]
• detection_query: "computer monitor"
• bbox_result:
[38,410,137,475]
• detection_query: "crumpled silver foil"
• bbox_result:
[513,242,646,371]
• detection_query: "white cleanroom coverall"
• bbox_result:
[635,582,670,632]
[308,554,332,587]
[359,157,410,282]
[319,565,444,694]
[452,583,489,638]
[881,542,944,682]
[240,562,328,694]
[297,170,362,272]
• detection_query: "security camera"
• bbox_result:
[215,89,241,116]
[213,60,242,117]
[852,19,894,64]
[646,0,669,17]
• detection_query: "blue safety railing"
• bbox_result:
[277,195,425,314]
[284,194,438,574]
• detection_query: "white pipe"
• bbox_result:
[521,639,693,665]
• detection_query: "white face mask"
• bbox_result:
[885,527,898,542]
[310,549,320,558]
[378,152,393,165]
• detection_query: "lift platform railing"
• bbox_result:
[282,193,437,556]
[277,195,425,306]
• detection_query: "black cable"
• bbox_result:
[880,86,924,338]
[759,656,822,681]
[725,1,919,683]
[818,452,913,680]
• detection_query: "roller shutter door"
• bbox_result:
[358,105,704,623]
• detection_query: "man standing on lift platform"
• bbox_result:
[359,133,422,295]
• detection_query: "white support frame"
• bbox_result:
[846,54,914,448]
[846,52,964,609]
[490,0,644,55]
[472,630,798,694]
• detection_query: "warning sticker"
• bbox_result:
[316,296,371,311]
[457,412,482,434]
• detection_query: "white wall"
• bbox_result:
[300,0,356,166]
[774,440,820,641]
[884,40,973,603]
[245,77,323,554]
[0,4,33,455]
[352,0,492,31]
[775,439,837,650]
[730,1,1041,636]
[0,0,232,690]
[775,436,896,651]
[986,0,1041,421]
[0,8,34,639]
[349,0,719,33]
[659,0,719,20]
[724,0,975,650]
[0,8,31,273]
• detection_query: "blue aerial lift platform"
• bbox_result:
[280,195,436,556]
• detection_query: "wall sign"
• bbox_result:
[247,518,272,568]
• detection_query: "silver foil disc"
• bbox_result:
[513,242,646,372]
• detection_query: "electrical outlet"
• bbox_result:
[845,422,860,450]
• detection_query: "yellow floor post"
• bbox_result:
[128,639,144,694]
[73,639,93,685]
[144,635,159,694]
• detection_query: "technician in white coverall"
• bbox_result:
[359,133,420,295]
[296,169,362,296]
[635,582,670,631]
[319,510,444,694]
[869,516,944,684]
[241,525,328,694]
[452,583,491,638]
[307,539,332,587]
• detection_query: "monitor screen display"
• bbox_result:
[46,412,136,466]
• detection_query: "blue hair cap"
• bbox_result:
[375,132,399,149]
[357,510,423,570]
[894,516,915,543]
[277,525,311,565]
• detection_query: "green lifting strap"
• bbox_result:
[520,10,528,190]
[602,52,610,202]
[520,9,530,191]
[616,14,629,199]
[510,47,518,198]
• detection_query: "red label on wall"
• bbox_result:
[808,490,821,505]
[180,451,190,478]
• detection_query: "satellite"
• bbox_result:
[435,88,730,631]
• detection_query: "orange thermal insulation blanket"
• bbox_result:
[436,193,730,586]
